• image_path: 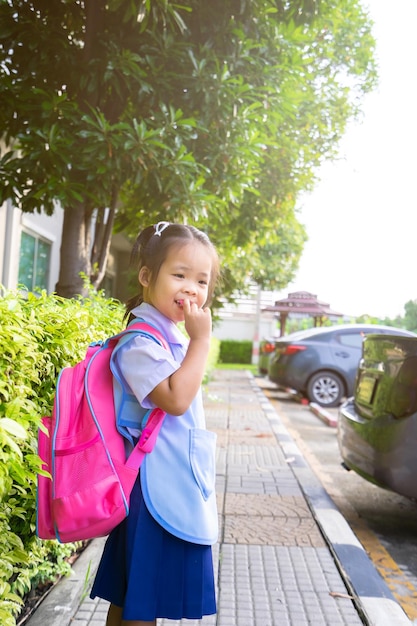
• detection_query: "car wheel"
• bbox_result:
[306,371,344,407]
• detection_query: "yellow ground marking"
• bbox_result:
[349,518,417,621]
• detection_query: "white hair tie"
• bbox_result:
[154,221,170,237]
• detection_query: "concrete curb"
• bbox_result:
[251,375,412,626]
[309,401,338,427]
[26,536,106,626]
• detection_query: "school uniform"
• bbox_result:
[90,303,217,621]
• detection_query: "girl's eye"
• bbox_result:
[199,280,208,286]
[174,273,185,279]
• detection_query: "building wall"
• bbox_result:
[1,200,64,292]
[213,313,277,342]
[0,200,9,286]
[106,233,133,304]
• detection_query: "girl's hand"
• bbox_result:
[150,298,212,415]
[182,298,212,342]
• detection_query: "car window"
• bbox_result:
[338,332,365,349]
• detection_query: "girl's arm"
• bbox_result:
[149,300,212,415]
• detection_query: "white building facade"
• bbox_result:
[1,199,64,294]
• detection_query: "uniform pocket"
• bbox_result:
[189,428,217,500]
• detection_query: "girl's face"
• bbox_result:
[139,241,213,323]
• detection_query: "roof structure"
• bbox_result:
[263,290,344,335]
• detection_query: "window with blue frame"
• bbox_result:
[18,231,51,291]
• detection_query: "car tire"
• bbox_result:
[306,371,344,407]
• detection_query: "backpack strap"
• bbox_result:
[110,319,169,353]
[111,320,169,470]
[126,407,166,470]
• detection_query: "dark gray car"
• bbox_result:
[337,333,417,499]
[268,324,417,407]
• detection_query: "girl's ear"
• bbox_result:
[138,267,150,287]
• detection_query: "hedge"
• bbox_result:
[0,288,126,625]
[219,339,252,364]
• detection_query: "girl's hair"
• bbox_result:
[125,222,220,322]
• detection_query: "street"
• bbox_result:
[257,376,417,622]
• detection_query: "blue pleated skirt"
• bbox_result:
[90,475,216,621]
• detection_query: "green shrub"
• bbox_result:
[0,288,125,624]
[204,337,220,382]
[219,339,252,364]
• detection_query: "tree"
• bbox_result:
[403,300,417,332]
[0,0,377,298]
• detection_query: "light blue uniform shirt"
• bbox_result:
[112,303,218,546]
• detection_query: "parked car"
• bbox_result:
[258,338,278,374]
[337,333,417,499]
[268,324,417,407]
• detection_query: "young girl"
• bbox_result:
[90,222,220,626]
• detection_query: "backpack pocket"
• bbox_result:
[36,417,55,539]
[189,428,217,500]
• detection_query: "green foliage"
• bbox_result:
[219,340,253,364]
[357,312,410,330]
[0,0,378,299]
[403,300,417,333]
[0,289,124,623]
[216,362,258,374]
[284,318,315,334]
[204,337,221,383]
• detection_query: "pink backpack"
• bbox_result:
[36,320,168,543]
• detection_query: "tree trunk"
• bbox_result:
[55,204,92,298]
[90,187,118,290]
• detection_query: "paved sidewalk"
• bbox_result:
[27,370,412,626]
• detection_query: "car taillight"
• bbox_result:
[264,342,275,353]
[284,345,307,355]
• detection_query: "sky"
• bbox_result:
[276,0,417,320]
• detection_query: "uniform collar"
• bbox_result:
[130,302,187,346]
